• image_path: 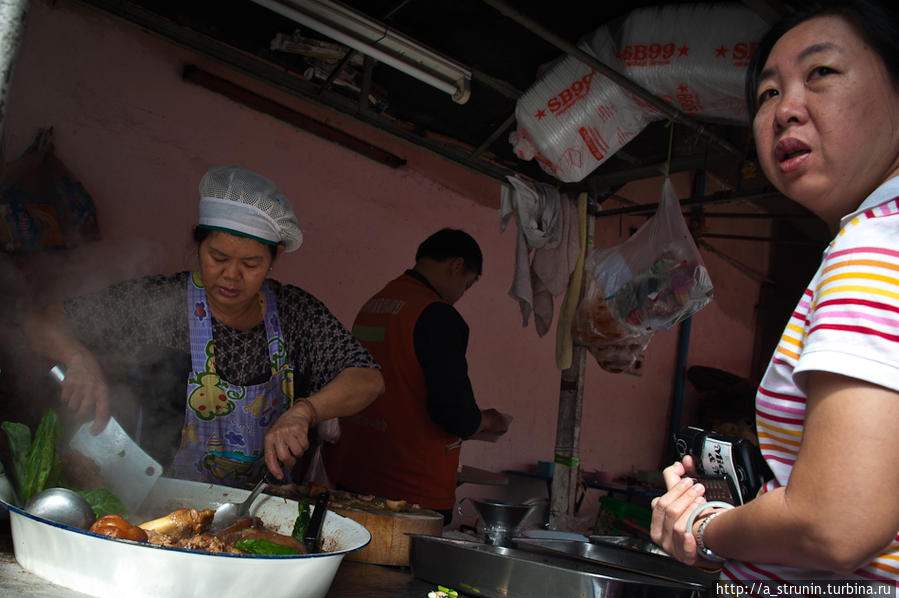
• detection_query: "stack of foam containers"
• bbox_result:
[511,3,769,183]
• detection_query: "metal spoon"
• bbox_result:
[210,474,270,532]
[25,487,96,530]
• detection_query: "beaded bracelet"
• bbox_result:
[685,500,734,564]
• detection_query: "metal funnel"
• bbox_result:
[468,498,537,531]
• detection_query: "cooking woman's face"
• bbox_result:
[198,231,275,312]
[752,15,899,225]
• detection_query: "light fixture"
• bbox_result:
[250,0,472,103]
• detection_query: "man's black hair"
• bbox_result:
[415,228,483,276]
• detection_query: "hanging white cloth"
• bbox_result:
[500,176,580,337]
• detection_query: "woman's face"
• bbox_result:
[198,230,276,313]
[752,15,899,225]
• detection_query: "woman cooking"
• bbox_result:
[651,0,899,588]
[25,165,384,485]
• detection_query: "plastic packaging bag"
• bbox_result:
[302,442,333,490]
[317,417,340,444]
[574,179,713,372]
[511,31,652,183]
[512,3,768,182]
[300,418,340,490]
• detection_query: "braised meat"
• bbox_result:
[138,508,215,538]
[131,510,303,555]
[216,517,306,554]
[90,514,149,542]
[145,530,242,554]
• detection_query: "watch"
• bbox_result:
[695,510,726,563]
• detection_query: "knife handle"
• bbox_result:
[50,365,66,384]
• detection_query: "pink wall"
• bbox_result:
[3,1,770,509]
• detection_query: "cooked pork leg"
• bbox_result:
[138,508,214,538]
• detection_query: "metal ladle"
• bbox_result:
[25,487,96,530]
[210,474,270,532]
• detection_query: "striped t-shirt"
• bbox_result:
[722,177,899,588]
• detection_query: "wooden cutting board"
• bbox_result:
[330,506,443,566]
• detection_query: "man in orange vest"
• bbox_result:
[325,228,510,523]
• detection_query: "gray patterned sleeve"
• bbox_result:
[273,282,378,397]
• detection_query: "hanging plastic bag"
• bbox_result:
[574,178,713,372]
[0,128,100,253]
[573,287,653,374]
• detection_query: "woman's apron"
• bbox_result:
[171,272,294,485]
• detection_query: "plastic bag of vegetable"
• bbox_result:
[573,178,713,373]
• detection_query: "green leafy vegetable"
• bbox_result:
[292,498,311,541]
[1,420,31,501]
[22,410,62,504]
[2,409,62,505]
[75,488,128,519]
[2,410,126,514]
[234,538,298,555]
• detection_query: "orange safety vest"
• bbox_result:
[326,273,460,510]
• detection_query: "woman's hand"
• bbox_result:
[262,367,383,480]
[263,400,316,479]
[650,456,710,565]
[25,303,111,434]
[60,354,111,435]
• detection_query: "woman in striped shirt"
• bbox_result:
[650,0,899,589]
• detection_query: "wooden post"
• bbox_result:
[549,195,592,527]
[549,344,586,526]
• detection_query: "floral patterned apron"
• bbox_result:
[171,272,294,485]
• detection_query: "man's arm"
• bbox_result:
[414,302,482,437]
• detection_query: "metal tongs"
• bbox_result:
[304,491,329,553]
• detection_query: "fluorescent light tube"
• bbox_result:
[252,0,472,103]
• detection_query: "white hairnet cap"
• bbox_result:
[197,166,303,252]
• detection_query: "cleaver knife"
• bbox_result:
[51,366,163,513]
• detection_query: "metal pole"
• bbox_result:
[0,0,31,141]
[665,172,705,462]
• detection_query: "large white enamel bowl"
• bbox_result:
[2,477,371,598]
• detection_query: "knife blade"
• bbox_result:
[51,366,163,513]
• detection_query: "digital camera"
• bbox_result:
[673,426,770,505]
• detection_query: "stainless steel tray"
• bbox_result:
[514,536,716,588]
[410,535,714,598]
